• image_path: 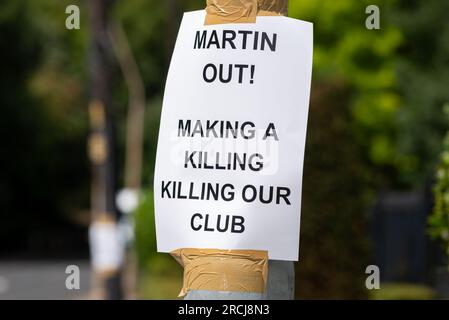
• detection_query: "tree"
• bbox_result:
[390,0,449,186]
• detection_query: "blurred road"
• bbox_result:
[0,260,91,300]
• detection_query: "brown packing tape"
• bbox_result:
[92,212,116,224]
[171,248,268,296]
[88,100,106,128]
[95,267,120,278]
[205,0,288,25]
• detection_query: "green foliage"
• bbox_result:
[391,0,449,185]
[290,0,449,187]
[114,0,205,97]
[295,82,371,299]
[370,283,436,300]
[134,190,157,267]
[134,189,183,299]
[142,98,163,186]
[429,104,449,255]
[0,0,90,252]
[288,0,399,298]
[139,259,183,300]
[290,1,403,179]
[113,1,204,186]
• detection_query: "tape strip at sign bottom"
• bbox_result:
[171,249,268,296]
[204,0,288,25]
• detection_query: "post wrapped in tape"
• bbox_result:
[89,213,124,276]
[205,0,288,25]
[171,248,268,296]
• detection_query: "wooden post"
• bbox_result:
[87,0,123,300]
[181,0,295,300]
[109,21,146,300]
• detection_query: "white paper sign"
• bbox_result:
[154,10,313,261]
[89,222,124,271]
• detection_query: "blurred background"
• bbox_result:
[1,0,449,300]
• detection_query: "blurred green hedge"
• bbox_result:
[134,189,183,299]
[295,81,372,299]
[370,283,436,300]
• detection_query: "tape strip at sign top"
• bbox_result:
[205,0,288,25]
[170,0,288,297]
